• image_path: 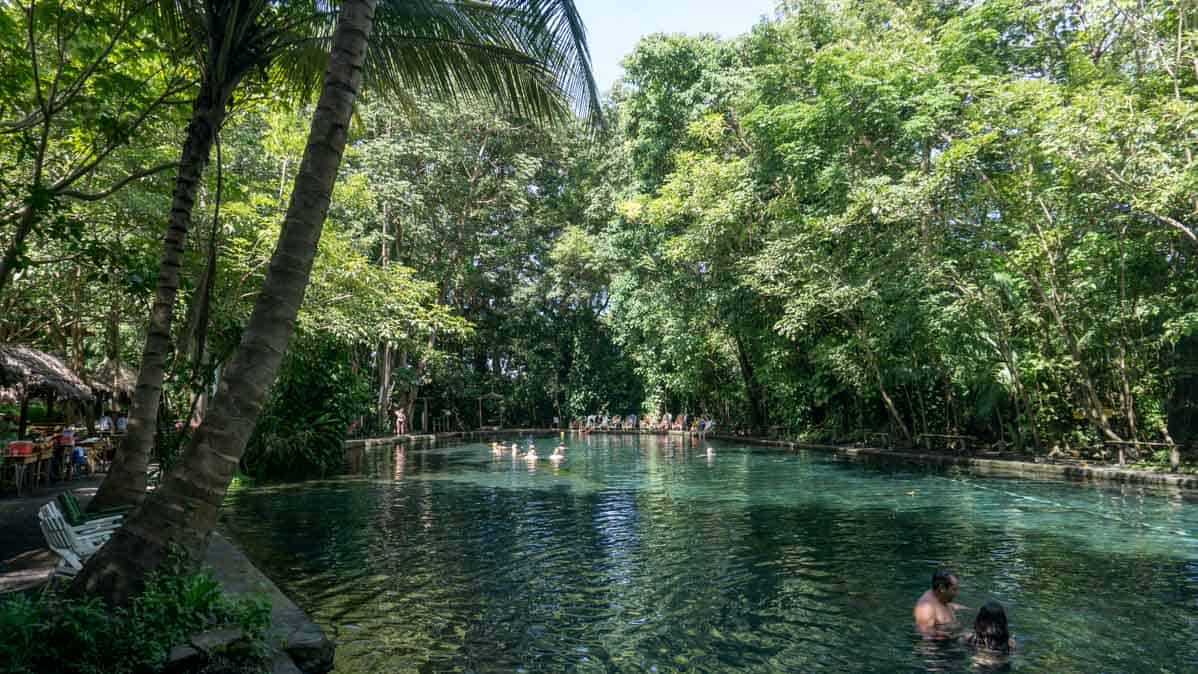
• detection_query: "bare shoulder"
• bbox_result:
[913,597,937,626]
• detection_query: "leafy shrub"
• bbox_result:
[244,412,348,481]
[243,333,372,481]
[0,556,270,674]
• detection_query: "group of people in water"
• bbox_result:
[485,438,1012,661]
[491,440,566,463]
[914,568,1015,660]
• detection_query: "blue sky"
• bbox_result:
[574,0,777,93]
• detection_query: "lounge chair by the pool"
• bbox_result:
[38,501,119,577]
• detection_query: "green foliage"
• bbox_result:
[0,0,190,287]
[599,0,1198,450]
[6,0,1198,468]
[243,334,372,481]
[0,558,269,674]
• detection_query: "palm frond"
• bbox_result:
[487,0,600,118]
[272,0,601,125]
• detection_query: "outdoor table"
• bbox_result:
[77,437,102,474]
[3,453,37,496]
[87,435,117,472]
[32,446,53,489]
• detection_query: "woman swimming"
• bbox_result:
[965,601,1015,657]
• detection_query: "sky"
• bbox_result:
[574,0,777,93]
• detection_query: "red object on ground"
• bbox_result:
[6,441,33,456]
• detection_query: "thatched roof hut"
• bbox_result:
[0,344,94,401]
[88,357,137,397]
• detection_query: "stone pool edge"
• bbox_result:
[205,532,335,674]
[715,435,1198,491]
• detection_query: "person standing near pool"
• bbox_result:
[394,407,407,435]
[914,567,964,634]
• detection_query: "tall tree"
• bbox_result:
[91,0,301,509]
[74,0,599,605]
[94,0,604,509]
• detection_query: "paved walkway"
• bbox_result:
[0,475,102,593]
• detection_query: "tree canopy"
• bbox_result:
[4,0,1197,487]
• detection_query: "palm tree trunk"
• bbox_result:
[733,331,766,433]
[72,0,376,606]
[88,80,232,511]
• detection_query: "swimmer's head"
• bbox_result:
[972,601,1010,652]
[931,567,959,603]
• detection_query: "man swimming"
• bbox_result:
[914,567,964,634]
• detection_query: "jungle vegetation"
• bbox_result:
[2,0,1197,602]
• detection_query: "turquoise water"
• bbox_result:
[221,434,1198,672]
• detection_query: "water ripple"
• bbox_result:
[222,436,1198,673]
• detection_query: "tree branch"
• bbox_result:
[57,161,178,201]
[50,76,193,192]
[1,0,156,134]
[1096,166,1197,242]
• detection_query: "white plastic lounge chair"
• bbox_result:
[37,501,118,576]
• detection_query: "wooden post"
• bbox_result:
[18,389,30,438]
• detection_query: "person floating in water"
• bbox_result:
[965,601,1015,658]
[550,445,565,462]
[914,567,965,634]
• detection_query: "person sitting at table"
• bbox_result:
[115,414,128,433]
[71,444,87,477]
[98,411,113,433]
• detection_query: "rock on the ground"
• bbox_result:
[164,644,204,674]
[190,627,247,655]
[205,533,335,674]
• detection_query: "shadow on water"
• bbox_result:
[222,436,1198,673]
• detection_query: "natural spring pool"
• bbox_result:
[221,434,1198,672]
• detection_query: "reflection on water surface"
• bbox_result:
[222,434,1198,672]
